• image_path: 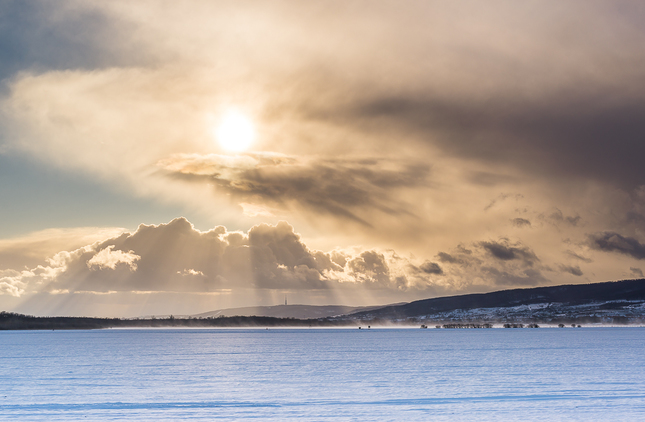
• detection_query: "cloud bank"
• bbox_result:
[0,218,605,315]
[2,219,442,298]
[0,215,642,316]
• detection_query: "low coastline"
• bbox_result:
[2,311,643,330]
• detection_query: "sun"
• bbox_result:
[215,110,255,152]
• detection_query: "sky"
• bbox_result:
[1,0,645,317]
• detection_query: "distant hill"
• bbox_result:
[192,304,399,320]
[348,279,645,321]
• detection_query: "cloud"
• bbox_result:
[239,203,274,218]
[158,153,430,226]
[479,239,538,266]
[1,218,566,305]
[559,264,583,276]
[588,232,645,260]
[548,209,582,227]
[511,218,531,228]
[0,270,27,297]
[87,245,140,271]
[3,215,621,315]
[0,243,89,297]
[435,239,548,287]
[178,269,204,277]
[346,251,391,287]
[484,193,524,211]
[336,90,645,191]
[2,218,449,297]
[0,226,126,269]
[419,261,443,275]
[626,212,645,225]
[437,252,460,264]
[565,250,593,263]
[631,267,644,278]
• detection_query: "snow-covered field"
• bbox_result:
[1,328,644,421]
[410,300,645,324]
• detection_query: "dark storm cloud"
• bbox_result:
[0,1,151,84]
[305,85,645,190]
[631,267,644,278]
[271,1,645,191]
[160,154,430,226]
[588,232,645,260]
[479,240,538,266]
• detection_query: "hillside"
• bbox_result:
[348,279,645,323]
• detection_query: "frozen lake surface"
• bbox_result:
[1,327,645,421]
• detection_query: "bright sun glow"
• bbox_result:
[215,110,255,152]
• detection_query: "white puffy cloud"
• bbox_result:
[87,245,140,271]
[2,218,448,299]
[0,270,27,297]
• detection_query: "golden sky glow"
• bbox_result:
[1,1,645,316]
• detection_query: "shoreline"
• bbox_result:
[2,311,645,331]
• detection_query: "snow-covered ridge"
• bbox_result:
[347,279,645,324]
[406,300,645,324]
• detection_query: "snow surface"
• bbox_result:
[408,300,645,324]
[1,328,644,421]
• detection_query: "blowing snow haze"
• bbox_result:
[1,1,645,317]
